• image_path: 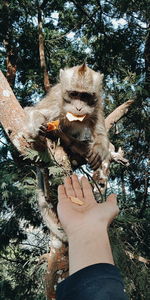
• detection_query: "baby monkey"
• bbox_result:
[25,63,109,170]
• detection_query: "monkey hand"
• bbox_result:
[38,120,60,137]
[38,123,48,136]
[87,144,110,171]
[24,108,47,138]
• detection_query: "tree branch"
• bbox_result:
[0,70,29,153]
[71,0,98,28]
[105,99,134,132]
[125,250,150,264]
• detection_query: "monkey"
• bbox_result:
[24,64,110,170]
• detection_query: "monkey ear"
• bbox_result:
[99,73,104,82]
[78,63,87,75]
[59,69,64,80]
[92,72,104,94]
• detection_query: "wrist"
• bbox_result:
[67,221,108,241]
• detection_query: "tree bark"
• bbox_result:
[0,70,29,153]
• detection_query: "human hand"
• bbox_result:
[57,174,119,238]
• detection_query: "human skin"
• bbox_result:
[57,174,119,275]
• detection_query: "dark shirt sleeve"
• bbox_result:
[56,263,128,300]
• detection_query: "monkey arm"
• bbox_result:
[87,113,110,170]
[39,120,109,171]
[41,126,89,157]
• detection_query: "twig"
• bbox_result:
[79,166,104,202]
[0,139,8,146]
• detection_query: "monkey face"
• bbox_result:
[60,64,103,120]
[62,90,98,117]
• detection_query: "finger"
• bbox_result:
[39,124,48,136]
[88,153,99,165]
[64,176,75,197]
[40,124,47,131]
[58,184,67,202]
[39,129,46,136]
[81,176,95,203]
[87,152,95,162]
[87,152,102,170]
[106,193,117,205]
[86,150,93,159]
[71,174,84,200]
[41,124,47,129]
[90,156,102,170]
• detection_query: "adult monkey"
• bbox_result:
[25,64,110,170]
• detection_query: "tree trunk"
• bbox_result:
[4,41,17,88]
[2,1,17,87]
[144,23,150,90]
[38,6,51,93]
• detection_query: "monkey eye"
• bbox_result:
[80,92,97,104]
[80,93,91,100]
[66,91,97,106]
[68,91,79,98]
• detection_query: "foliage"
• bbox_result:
[0,0,149,299]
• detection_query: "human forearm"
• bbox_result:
[68,224,114,275]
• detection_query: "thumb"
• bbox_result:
[106,193,117,205]
[106,193,119,220]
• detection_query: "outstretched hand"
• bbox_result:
[57,174,119,238]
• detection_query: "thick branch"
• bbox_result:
[105,99,134,132]
[0,71,29,153]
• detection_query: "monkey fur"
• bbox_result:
[24,64,110,170]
